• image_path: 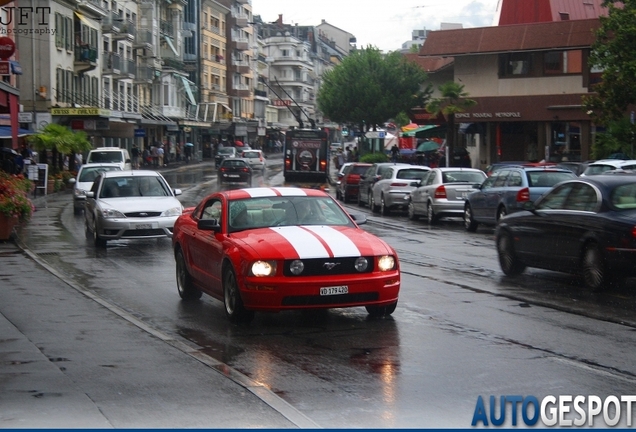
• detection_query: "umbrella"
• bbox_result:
[1,147,19,155]
[185,142,194,147]
[416,141,441,153]
[401,122,419,132]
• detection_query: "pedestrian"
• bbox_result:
[131,144,140,169]
[390,144,400,163]
[157,145,164,167]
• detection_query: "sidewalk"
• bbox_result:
[0,157,306,428]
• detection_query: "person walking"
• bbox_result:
[131,144,140,169]
[390,144,400,163]
[157,145,164,167]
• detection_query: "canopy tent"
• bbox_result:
[383,132,399,149]
[0,127,33,139]
[401,124,444,137]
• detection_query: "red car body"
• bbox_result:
[338,163,372,203]
[172,187,400,322]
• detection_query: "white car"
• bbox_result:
[580,159,636,176]
[69,163,122,215]
[84,170,183,247]
[240,149,266,170]
[86,147,132,171]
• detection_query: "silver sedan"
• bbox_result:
[84,170,183,247]
[369,165,431,215]
[408,167,487,224]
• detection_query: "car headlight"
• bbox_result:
[101,208,126,218]
[354,257,369,272]
[162,206,183,217]
[250,260,277,277]
[74,189,87,198]
[377,255,396,272]
[289,259,304,275]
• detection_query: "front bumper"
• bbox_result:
[97,216,179,240]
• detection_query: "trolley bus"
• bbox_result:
[283,128,330,184]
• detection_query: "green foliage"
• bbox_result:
[317,47,431,130]
[584,0,636,126]
[360,152,388,163]
[592,118,636,159]
[394,112,411,128]
[27,123,92,155]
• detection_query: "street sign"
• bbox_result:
[365,131,386,139]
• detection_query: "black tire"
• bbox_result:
[370,193,379,213]
[357,190,365,207]
[497,231,525,276]
[463,203,478,232]
[223,265,254,323]
[407,200,419,220]
[89,217,107,247]
[366,301,397,317]
[343,189,349,203]
[581,243,609,290]
[426,202,438,224]
[73,206,82,216]
[497,206,507,222]
[175,248,202,300]
[380,195,390,216]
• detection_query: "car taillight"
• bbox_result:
[434,185,447,199]
[391,182,408,187]
[346,175,359,184]
[632,226,636,238]
[320,160,327,170]
[516,187,530,202]
[241,168,250,173]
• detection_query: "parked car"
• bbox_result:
[484,161,526,177]
[215,146,237,168]
[337,162,372,203]
[69,163,122,214]
[171,187,400,323]
[85,147,132,171]
[580,159,636,176]
[556,161,594,176]
[241,149,266,171]
[495,173,636,290]
[217,158,252,186]
[409,167,487,223]
[84,170,183,247]
[334,162,354,200]
[358,162,410,208]
[463,166,576,232]
[369,165,431,215]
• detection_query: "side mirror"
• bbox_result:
[522,201,536,212]
[198,218,221,232]
[68,178,76,184]
[86,191,94,198]
[410,180,421,187]
[173,188,182,196]
[349,212,367,225]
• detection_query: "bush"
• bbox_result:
[360,153,388,163]
[0,172,34,222]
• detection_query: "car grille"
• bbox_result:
[282,292,379,306]
[122,228,166,237]
[283,257,375,276]
[125,211,162,217]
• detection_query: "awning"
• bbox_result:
[162,35,179,56]
[74,12,98,30]
[401,125,440,137]
[178,76,197,105]
[0,126,33,139]
[221,103,232,112]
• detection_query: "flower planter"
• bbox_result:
[0,213,18,241]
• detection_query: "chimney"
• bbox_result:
[277,14,283,27]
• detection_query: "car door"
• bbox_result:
[84,174,104,229]
[483,169,511,222]
[373,166,394,204]
[185,198,224,295]
[469,173,497,221]
[358,165,376,204]
[412,169,437,214]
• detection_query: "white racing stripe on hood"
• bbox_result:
[245,187,309,198]
[304,226,361,257]
[272,226,330,258]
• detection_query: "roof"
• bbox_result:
[418,18,600,57]
[498,0,607,25]
[402,53,454,73]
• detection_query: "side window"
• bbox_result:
[493,170,510,187]
[426,171,437,186]
[201,199,222,221]
[481,174,498,189]
[536,184,574,210]
[507,171,523,187]
[564,184,598,212]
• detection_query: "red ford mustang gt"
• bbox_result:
[172,187,401,323]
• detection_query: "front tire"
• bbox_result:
[380,195,390,216]
[223,265,254,323]
[464,204,478,232]
[88,217,107,247]
[581,243,609,290]
[369,193,379,213]
[407,200,419,220]
[497,206,507,222]
[497,231,525,276]
[366,301,397,317]
[176,248,202,300]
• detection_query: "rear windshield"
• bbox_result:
[442,171,485,183]
[219,148,235,155]
[527,171,575,187]
[398,168,430,180]
[222,159,248,168]
[243,151,259,158]
[88,151,123,163]
[350,165,370,175]
[611,183,636,210]
[583,164,616,176]
[79,166,120,182]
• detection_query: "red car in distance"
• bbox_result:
[172,187,401,323]
[337,163,372,203]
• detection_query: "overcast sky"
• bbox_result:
[251,0,502,52]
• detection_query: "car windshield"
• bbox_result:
[100,176,169,198]
[222,160,249,168]
[583,165,616,176]
[527,171,575,187]
[243,151,259,158]
[228,196,354,232]
[442,171,485,183]
[219,148,235,155]
[79,166,119,182]
[88,152,122,163]
[611,183,636,210]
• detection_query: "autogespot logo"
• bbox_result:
[471,395,636,427]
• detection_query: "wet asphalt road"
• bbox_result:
[9,159,636,428]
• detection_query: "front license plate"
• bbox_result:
[320,285,348,296]
[136,223,152,229]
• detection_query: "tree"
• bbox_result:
[27,124,92,173]
[426,81,476,167]
[317,47,431,139]
[584,0,636,127]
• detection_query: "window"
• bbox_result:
[544,50,582,75]
[499,52,533,77]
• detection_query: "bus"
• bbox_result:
[283,128,330,184]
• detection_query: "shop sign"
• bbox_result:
[455,112,522,120]
[18,112,32,123]
[0,61,9,75]
[51,108,110,116]
[134,129,146,137]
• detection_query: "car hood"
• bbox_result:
[98,197,182,212]
[76,181,94,191]
[229,225,394,259]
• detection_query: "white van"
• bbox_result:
[86,147,132,171]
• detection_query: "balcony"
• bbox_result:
[74,44,98,73]
[101,12,121,34]
[134,65,155,83]
[163,57,184,70]
[233,13,249,28]
[102,51,121,75]
[160,19,174,36]
[236,0,251,4]
[233,59,250,74]
[112,20,136,42]
[134,29,153,52]
[113,58,136,80]
[230,83,250,98]
[231,36,248,51]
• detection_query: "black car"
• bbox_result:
[217,158,252,186]
[495,173,636,290]
[214,146,237,168]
